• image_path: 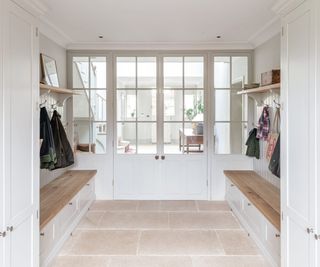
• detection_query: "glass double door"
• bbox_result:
[114,55,208,199]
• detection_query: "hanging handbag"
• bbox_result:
[269,134,280,178]
[266,107,280,162]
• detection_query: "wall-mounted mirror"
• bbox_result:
[40,53,59,87]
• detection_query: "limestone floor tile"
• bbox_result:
[68,230,140,255]
[58,232,80,256]
[160,201,197,211]
[77,211,105,229]
[137,201,161,211]
[196,201,231,211]
[216,230,260,255]
[192,256,271,267]
[108,256,193,267]
[99,212,169,229]
[169,212,240,229]
[50,256,110,267]
[90,201,139,211]
[139,230,224,255]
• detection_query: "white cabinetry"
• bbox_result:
[0,1,39,267]
[40,178,95,267]
[225,178,280,267]
[275,0,319,266]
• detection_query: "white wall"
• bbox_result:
[252,34,281,188]
[253,34,281,83]
[39,34,71,187]
[39,34,67,87]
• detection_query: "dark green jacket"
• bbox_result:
[246,128,260,159]
[51,110,74,170]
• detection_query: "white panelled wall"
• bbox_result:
[252,34,281,188]
[253,92,281,188]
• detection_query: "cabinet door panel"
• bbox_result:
[281,1,316,266]
[3,1,39,267]
[10,216,34,267]
[287,218,311,267]
[0,0,4,266]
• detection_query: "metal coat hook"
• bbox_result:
[51,103,58,110]
[273,99,281,108]
[39,99,47,108]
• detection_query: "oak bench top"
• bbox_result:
[40,170,97,230]
[224,170,280,231]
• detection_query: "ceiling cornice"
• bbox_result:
[37,16,73,48]
[66,41,254,51]
[11,0,48,16]
[248,17,281,48]
[272,0,306,16]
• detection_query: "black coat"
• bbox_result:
[40,107,57,170]
[50,110,74,169]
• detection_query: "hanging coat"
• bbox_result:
[269,134,280,178]
[40,107,57,170]
[256,106,270,140]
[50,110,74,169]
[245,128,260,159]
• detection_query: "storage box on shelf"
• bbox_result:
[40,170,97,267]
[224,170,280,267]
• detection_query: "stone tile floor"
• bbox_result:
[51,200,271,267]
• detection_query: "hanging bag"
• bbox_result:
[266,107,280,162]
[269,134,280,178]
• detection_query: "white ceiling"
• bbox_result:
[39,0,280,48]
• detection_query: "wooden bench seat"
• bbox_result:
[224,170,280,231]
[40,170,97,230]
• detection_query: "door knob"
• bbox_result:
[7,226,13,232]
[161,155,165,160]
[0,231,6,238]
[155,155,159,160]
[307,228,314,234]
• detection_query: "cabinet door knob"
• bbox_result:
[307,228,314,234]
[0,231,6,238]
[69,202,73,205]
[275,234,280,238]
[315,234,320,240]
[247,203,251,206]
[230,184,234,187]
[7,226,13,232]
[40,232,45,236]
[161,155,165,160]
[155,155,159,160]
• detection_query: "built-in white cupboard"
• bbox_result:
[276,0,319,266]
[0,1,39,267]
